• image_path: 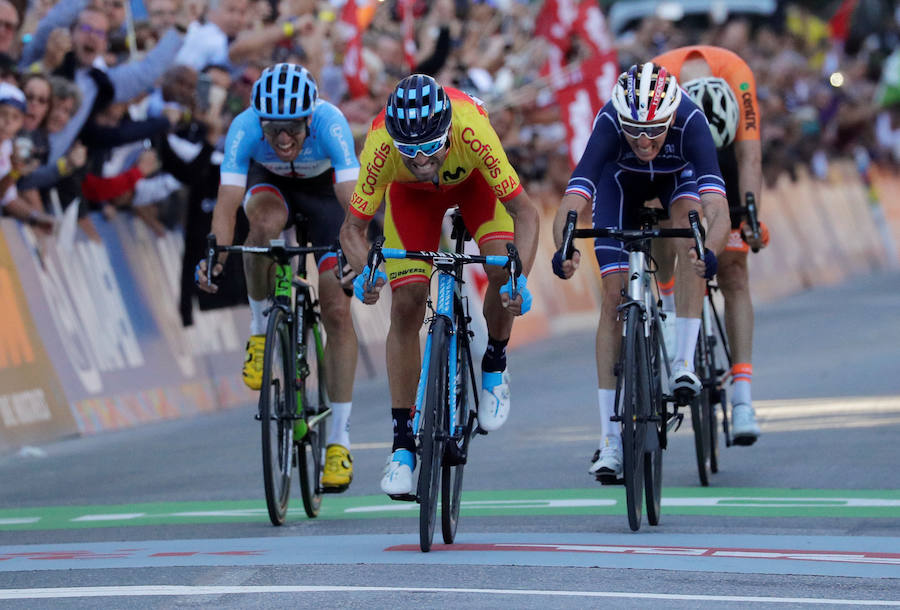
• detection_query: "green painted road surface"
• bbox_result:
[2,488,899,531]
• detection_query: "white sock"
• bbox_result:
[249,297,267,336]
[598,388,618,445]
[660,294,675,314]
[327,401,352,448]
[674,317,701,371]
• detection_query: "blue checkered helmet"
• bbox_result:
[384,74,452,144]
[251,63,317,120]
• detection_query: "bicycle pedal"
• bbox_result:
[322,484,350,494]
[595,473,624,485]
[388,493,417,502]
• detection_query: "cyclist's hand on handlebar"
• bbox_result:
[335,261,358,297]
[353,266,387,304]
[194,258,223,293]
[688,247,718,280]
[500,274,532,315]
[740,220,770,251]
[551,248,581,279]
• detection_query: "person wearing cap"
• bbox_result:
[0,82,54,230]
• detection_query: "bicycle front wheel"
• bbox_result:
[297,318,327,518]
[419,316,450,552]
[644,314,664,526]
[442,310,471,544]
[619,309,647,532]
[692,329,714,487]
[260,307,294,526]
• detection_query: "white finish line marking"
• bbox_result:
[0,585,897,605]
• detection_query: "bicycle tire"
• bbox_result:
[619,309,646,532]
[644,313,664,526]
[419,316,450,552]
[297,317,327,519]
[442,310,470,544]
[260,307,294,526]
[692,329,713,487]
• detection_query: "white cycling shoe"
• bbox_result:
[589,437,623,483]
[478,369,510,431]
[670,362,701,400]
[380,449,415,498]
[731,403,761,446]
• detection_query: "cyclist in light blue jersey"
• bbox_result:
[195,63,360,492]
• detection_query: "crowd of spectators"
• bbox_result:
[0,0,897,253]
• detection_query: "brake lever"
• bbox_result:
[205,233,217,287]
[745,192,761,253]
[366,235,385,292]
[506,242,520,301]
[562,209,577,260]
[687,210,704,260]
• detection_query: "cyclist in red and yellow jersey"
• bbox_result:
[340,74,539,498]
[653,45,769,444]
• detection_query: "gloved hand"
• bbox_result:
[353,265,387,303]
[551,248,579,279]
[499,274,532,315]
[701,248,718,280]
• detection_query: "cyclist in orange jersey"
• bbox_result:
[340,74,539,498]
[653,45,769,445]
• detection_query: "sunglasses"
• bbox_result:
[619,117,671,140]
[393,132,448,158]
[261,119,307,137]
[78,23,107,38]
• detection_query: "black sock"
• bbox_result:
[481,336,509,373]
[391,407,415,453]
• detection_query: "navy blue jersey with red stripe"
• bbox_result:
[566,96,726,202]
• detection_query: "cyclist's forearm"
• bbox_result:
[333,181,354,213]
[504,191,540,276]
[339,213,371,272]
[209,184,244,253]
[553,193,590,248]
[735,139,762,210]
[699,194,730,254]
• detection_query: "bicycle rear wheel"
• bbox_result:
[419,316,450,552]
[644,314,664,526]
[442,312,471,544]
[260,307,294,526]
[692,329,714,487]
[297,318,327,518]
[619,310,647,532]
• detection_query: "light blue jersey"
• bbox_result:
[220,101,360,189]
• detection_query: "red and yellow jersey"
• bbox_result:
[349,87,523,220]
[653,45,760,143]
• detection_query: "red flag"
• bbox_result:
[828,0,859,41]
[402,0,417,70]
[556,50,619,167]
[573,0,614,57]
[534,0,577,54]
[341,0,369,98]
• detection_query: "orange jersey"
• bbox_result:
[653,46,760,142]
[349,87,523,220]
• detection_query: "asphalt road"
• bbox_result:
[1,270,899,608]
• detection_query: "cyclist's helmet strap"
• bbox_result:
[683,77,740,148]
[252,63,318,120]
[384,73,452,144]
[611,61,682,124]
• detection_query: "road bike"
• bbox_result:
[560,207,704,531]
[205,219,343,525]
[363,210,521,552]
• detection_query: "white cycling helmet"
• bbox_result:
[683,77,740,148]
[611,62,682,125]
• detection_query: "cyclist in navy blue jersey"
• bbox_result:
[551,62,730,482]
[194,63,360,492]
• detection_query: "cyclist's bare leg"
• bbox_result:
[386,281,429,409]
[243,191,289,300]
[479,239,514,341]
[716,249,753,365]
[669,198,704,321]
[318,270,358,403]
[595,271,626,390]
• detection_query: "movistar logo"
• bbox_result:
[443,166,466,181]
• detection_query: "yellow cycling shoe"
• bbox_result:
[321,444,353,491]
[242,335,265,390]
